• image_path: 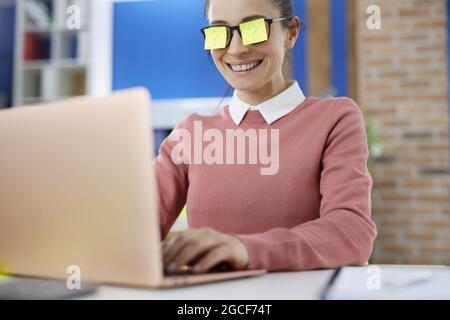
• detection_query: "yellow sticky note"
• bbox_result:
[241,19,268,46]
[204,26,227,50]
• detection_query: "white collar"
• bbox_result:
[228,81,306,126]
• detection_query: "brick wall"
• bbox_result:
[356,0,450,264]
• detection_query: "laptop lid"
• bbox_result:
[0,88,164,287]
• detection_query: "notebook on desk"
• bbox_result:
[0,88,266,290]
[322,265,450,300]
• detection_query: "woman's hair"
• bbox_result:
[204,0,293,28]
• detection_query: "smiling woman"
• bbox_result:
[203,0,300,105]
[154,0,376,275]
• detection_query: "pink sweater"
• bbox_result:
[153,97,377,271]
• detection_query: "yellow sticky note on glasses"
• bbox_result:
[240,19,268,46]
[204,26,228,50]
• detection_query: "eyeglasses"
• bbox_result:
[201,17,291,50]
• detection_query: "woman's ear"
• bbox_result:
[285,16,301,49]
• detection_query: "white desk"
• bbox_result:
[81,265,450,300]
[82,269,335,300]
[2,265,448,300]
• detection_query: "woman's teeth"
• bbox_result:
[228,61,262,72]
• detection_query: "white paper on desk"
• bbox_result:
[324,265,450,300]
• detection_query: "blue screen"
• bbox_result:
[113,0,230,100]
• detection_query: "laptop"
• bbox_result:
[0,88,266,289]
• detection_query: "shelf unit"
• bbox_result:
[13,0,112,107]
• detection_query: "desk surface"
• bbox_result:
[82,269,335,300]
[2,265,448,300]
[81,264,450,300]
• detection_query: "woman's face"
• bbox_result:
[207,0,292,94]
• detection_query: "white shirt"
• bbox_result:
[228,81,306,126]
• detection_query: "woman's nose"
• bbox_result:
[227,30,250,56]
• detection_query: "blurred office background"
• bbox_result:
[0,0,448,265]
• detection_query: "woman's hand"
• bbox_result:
[162,228,249,274]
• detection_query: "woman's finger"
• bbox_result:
[168,238,221,273]
[162,233,192,266]
[161,235,177,249]
[161,235,178,257]
[192,245,230,273]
